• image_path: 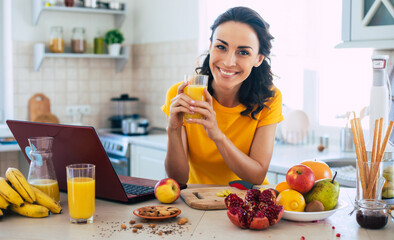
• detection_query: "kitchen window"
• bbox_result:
[199,0,373,129]
[0,0,14,136]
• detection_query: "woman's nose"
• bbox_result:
[223,52,236,66]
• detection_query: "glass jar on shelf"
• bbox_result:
[71,27,86,53]
[49,26,64,53]
[94,30,104,54]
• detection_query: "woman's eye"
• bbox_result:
[238,50,250,56]
[216,45,226,50]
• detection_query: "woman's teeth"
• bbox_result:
[219,68,236,76]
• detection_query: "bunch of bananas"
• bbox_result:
[0,168,62,218]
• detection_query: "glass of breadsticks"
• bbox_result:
[350,117,394,201]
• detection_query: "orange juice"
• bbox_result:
[184,84,207,119]
[67,177,95,220]
[30,179,60,202]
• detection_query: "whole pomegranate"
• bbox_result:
[225,189,284,230]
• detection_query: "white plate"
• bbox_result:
[282,200,348,222]
[280,110,310,144]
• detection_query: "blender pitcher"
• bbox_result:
[27,137,60,203]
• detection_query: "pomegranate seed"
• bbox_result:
[336,233,341,237]
[332,226,335,229]
[300,237,305,240]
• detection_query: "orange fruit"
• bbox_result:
[275,181,291,193]
[276,189,306,212]
[301,160,332,180]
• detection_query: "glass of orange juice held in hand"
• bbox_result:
[66,164,95,224]
[183,74,209,120]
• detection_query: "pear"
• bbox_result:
[304,172,339,211]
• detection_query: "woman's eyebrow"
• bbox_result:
[217,39,253,50]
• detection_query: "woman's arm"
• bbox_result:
[165,125,189,184]
[188,88,277,184]
[213,124,277,184]
[164,82,193,184]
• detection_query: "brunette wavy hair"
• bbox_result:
[196,6,275,120]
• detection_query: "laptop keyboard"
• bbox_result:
[121,183,155,195]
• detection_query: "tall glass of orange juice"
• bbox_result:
[183,74,208,120]
[66,164,95,224]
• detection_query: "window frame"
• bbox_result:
[0,0,14,137]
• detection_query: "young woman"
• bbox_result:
[161,6,283,185]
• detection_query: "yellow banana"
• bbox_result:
[5,168,36,203]
[10,202,49,218]
[0,177,24,207]
[0,208,3,218]
[0,194,10,209]
[30,186,62,214]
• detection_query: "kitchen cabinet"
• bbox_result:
[337,0,394,49]
[130,145,167,181]
[32,0,129,72]
[32,0,126,28]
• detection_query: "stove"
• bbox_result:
[99,133,131,176]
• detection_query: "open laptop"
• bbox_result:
[6,120,186,203]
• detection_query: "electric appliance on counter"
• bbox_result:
[108,94,139,129]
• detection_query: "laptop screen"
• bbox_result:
[6,120,129,202]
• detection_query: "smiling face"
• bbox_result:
[209,21,264,94]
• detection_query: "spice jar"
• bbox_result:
[49,26,64,53]
[355,199,393,229]
[71,27,86,53]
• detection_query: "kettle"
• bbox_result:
[121,115,149,135]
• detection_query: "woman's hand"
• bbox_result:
[167,82,194,130]
[187,88,224,141]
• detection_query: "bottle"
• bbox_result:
[49,26,64,53]
[71,27,86,53]
[27,137,60,203]
[94,30,104,54]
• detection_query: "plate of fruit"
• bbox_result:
[275,161,348,222]
[282,199,348,222]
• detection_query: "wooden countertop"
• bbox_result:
[0,185,392,240]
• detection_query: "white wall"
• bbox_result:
[131,0,199,44]
[13,0,134,44]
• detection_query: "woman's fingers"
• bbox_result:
[204,88,213,105]
[177,81,189,94]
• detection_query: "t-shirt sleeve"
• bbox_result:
[257,87,284,127]
[161,82,183,116]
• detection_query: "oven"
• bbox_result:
[99,134,130,176]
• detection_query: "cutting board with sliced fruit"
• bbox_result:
[180,187,249,210]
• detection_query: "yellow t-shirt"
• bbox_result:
[161,82,283,185]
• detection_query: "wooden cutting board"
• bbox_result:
[180,187,248,210]
[28,93,51,121]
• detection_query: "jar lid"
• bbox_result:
[111,94,139,101]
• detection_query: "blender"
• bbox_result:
[108,94,139,129]
[366,55,393,155]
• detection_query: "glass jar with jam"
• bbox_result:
[356,199,393,229]
[49,26,64,53]
[71,27,86,54]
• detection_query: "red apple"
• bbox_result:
[154,178,181,204]
[286,165,315,194]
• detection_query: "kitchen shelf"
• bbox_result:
[32,0,126,28]
[33,43,129,72]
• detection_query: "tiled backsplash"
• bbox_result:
[131,40,199,128]
[12,39,199,129]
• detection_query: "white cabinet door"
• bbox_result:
[131,145,167,180]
